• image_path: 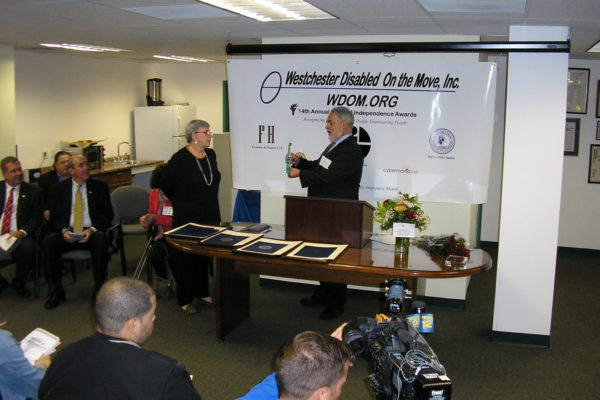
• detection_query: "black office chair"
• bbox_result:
[110,185,149,275]
[0,242,41,297]
[59,205,120,282]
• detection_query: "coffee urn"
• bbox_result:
[146,78,164,106]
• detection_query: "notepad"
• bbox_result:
[20,328,61,365]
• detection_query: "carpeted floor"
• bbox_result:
[1,238,598,400]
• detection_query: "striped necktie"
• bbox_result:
[1,188,14,234]
[73,184,84,232]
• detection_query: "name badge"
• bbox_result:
[319,156,332,169]
[162,206,173,216]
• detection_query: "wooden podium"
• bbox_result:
[284,195,374,248]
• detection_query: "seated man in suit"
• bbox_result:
[0,156,43,297]
[39,277,202,400]
[42,154,113,309]
[37,151,71,220]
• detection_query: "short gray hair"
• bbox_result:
[185,120,210,143]
[66,154,85,169]
[330,107,354,128]
[95,277,154,335]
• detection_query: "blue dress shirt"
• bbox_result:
[0,330,45,400]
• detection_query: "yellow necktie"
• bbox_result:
[73,184,84,232]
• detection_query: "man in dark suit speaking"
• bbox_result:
[287,106,364,320]
[42,154,113,309]
[0,156,43,297]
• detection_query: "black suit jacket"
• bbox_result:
[47,178,113,233]
[39,333,201,400]
[0,181,43,236]
[297,135,364,200]
[37,170,59,207]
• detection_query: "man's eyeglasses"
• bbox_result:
[194,130,212,135]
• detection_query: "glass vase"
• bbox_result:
[395,237,410,255]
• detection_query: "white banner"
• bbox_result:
[227,59,496,204]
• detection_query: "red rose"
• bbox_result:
[406,210,415,220]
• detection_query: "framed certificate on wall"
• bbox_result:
[564,118,580,156]
[567,68,589,114]
[588,145,600,183]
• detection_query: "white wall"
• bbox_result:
[13,51,226,170]
[0,44,16,160]
[465,55,600,251]
[147,62,226,134]
[480,55,507,244]
[559,59,600,250]
[15,51,148,167]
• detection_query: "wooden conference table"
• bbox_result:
[167,227,492,340]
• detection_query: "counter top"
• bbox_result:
[89,159,163,175]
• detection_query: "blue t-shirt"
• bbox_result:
[235,373,278,400]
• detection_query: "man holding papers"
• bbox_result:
[0,156,43,298]
[42,154,113,309]
[287,107,364,320]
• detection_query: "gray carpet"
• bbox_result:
[1,238,598,400]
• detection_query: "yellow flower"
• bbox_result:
[394,204,407,212]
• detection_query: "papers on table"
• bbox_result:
[165,223,226,239]
[284,242,348,262]
[235,238,302,256]
[20,328,61,365]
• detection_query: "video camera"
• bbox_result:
[343,278,452,400]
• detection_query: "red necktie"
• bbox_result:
[1,188,14,234]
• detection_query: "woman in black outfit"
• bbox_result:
[161,120,221,314]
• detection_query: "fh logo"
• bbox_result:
[258,125,275,144]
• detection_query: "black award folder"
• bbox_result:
[285,242,348,262]
[164,223,225,239]
[235,238,302,256]
[200,230,263,248]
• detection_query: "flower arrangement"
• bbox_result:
[418,234,471,258]
[374,192,430,232]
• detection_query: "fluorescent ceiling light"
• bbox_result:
[40,43,130,52]
[153,55,212,62]
[123,4,235,20]
[196,0,336,22]
[587,41,600,53]
[417,0,525,14]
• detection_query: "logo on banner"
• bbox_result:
[290,104,298,115]
[258,125,275,144]
[260,71,282,104]
[429,128,455,154]
[355,126,372,158]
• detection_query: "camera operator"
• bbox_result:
[236,324,353,400]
